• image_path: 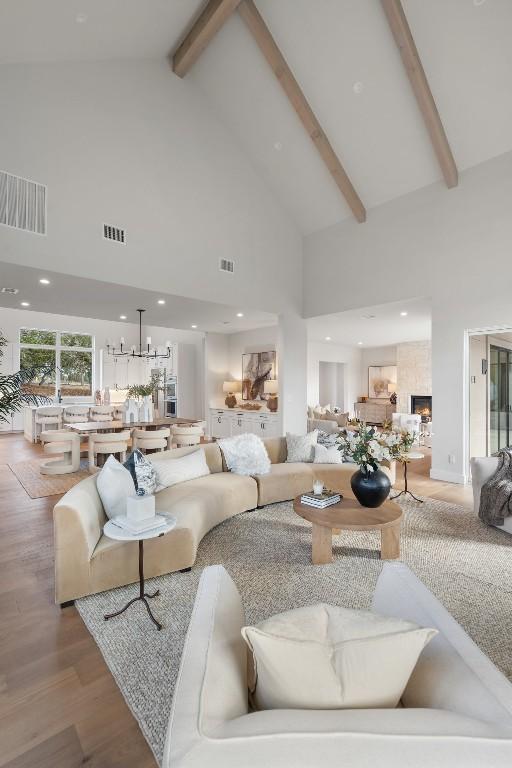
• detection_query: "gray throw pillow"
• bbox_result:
[286,430,318,463]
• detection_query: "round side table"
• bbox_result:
[103,516,176,630]
[391,452,424,503]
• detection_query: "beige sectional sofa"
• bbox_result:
[54,438,395,604]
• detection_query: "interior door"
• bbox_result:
[490,345,512,452]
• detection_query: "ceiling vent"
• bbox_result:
[1,287,19,295]
[219,258,234,274]
[0,171,46,235]
[103,223,126,244]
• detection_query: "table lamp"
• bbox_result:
[264,379,278,412]
[223,381,240,408]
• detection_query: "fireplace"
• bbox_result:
[410,395,432,422]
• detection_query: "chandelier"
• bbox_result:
[106,309,171,359]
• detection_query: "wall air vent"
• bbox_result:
[1,287,19,295]
[103,223,126,244]
[0,171,47,235]
[219,258,234,274]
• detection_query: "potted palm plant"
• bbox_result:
[0,330,54,424]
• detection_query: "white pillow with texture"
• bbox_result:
[149,448,210,490]
[96,454,136,520]
[218,433,270,476]
[286,430,318,463]
[242,603,436,711]
[313,443,342,464]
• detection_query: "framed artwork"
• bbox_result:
[368,365,397,399]
[242,351,276,400]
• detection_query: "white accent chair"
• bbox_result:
[470,456,512,535]
[132,427,171,453]
[88,430,131,470]
[89,405,115,422]
[35,406,63,441]
[163,563,512,768]
[63,405,90,424]
[40,430,81,475]
[171,425,203,448]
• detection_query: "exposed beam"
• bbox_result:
[173,0,242,78]
[238,0,366,223]
[381,0,458,188]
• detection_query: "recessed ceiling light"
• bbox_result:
[400,311,408,317]
[473,0,486,6]
[191,324,198,329]
[39,278,50,285]
[357,341,363,345]
[273,141,283,151]
[120,315,127,320]
[325,336,331,341]
[75,12,88,23]
[352,81,364,94]
[20,301,30,307]
[157,299,165,305]
[236,312,244,318]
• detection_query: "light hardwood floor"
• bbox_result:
[0,433,473,767]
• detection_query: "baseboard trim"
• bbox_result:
[430,468,467,485]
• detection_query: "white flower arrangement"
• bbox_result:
[337,424,416,474]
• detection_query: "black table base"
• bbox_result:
[391,460,423,504]
[104,538,163,630]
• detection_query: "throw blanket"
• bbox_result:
[479,448,512,526]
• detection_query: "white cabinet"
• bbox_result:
[209,409,280,439]
[210,410,232,438]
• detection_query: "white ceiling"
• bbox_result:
[307,297,431,348]
[1,1,510,235]
[0,262,276,333]
[0,0,512,233]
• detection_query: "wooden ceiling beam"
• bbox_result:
[237,0,366,223]
[381,0,458,188]
[172,0,242,78]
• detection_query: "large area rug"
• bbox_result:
[76,496,512,766]
[9,458,93,498]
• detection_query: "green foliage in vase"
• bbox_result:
[126,372,163,401]
[0,330,54,424]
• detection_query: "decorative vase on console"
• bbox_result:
[124,398,139,423]
[138,396,153,423]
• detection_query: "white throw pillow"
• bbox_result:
[313,443,342,464]
[242,603,436,711]
[286,430,318,463]
[218,433,271,476]
[149,448,210,490]
[96,454,136,520]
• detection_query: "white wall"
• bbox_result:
[0,306,204,429]
[304,152,512,482]
[0,58,302,315]
[308,341,362,415]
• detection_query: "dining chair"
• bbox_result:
[132,427,171,453]
[88,430,131,470]
[171,425,203,448]
[89,405,115,422]
[35,406,63,442]
[40,430,81,475]
[63,405,91,424]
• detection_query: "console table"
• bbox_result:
[354,400,396,425]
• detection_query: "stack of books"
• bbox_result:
[300,490,342,509]
[112,514,168,535]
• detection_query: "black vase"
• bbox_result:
[351,468,391,508]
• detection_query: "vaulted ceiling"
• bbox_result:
[1,0,511,235]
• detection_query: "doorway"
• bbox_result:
[489,344,512,453]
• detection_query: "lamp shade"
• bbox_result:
[223,380,241,393]
[264,379,278,395]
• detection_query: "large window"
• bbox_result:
[19,328,94,398]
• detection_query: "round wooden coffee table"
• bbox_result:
[293,494,402,565]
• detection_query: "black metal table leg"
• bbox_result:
[104,539,162,630]
[391,460,423,503]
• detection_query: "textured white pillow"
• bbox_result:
[313,443,343,464]
[218,433,271,476]
[286,430,318,463]
[96,454,136,519]
[150,448,210,490]
[242,603,436,711]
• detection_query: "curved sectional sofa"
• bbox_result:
[53,438,396,604]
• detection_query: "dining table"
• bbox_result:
[66,417,197,435]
